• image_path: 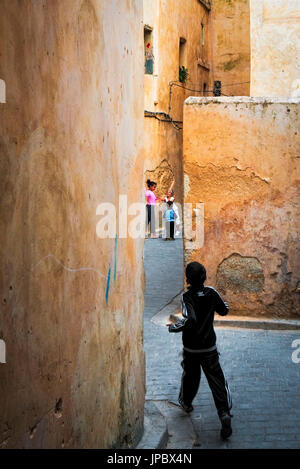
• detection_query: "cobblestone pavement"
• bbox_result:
[143,238,300,449]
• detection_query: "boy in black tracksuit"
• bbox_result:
[168,261,232,439]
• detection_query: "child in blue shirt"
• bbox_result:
[164,201,177,240]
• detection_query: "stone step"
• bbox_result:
[155,401,197,449]
[136,401,168,449]
[153,292,300,331]
[169,312,300,331]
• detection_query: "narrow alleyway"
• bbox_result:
[144,238,184,320]
[143,238,300,449]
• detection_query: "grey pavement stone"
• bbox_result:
[136,401,168,450]
[142,238,300,449]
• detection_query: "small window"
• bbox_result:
[144,26,154,75]
[203,83,207,96]
[179,37,187,68]
[201,24,205,46]
[213,81,222,96]
[179,37,188,83]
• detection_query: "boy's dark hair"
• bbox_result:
[167,200,173,207]
[186,262,206,287]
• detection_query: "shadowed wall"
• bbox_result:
[0,0,145,448]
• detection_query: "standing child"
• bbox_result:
[163,189,175,204]
[164,200,177,240]
[145,179,160,238]
[163,189,181,237]
[167,261,233,439]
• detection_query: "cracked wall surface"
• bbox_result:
[0,0,145,449]
[145,159,175,201]
[217,253,264,294]
[144,118,183,203]
[183,97,300,318]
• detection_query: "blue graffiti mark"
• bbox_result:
[114,234,118,283]
[105,264,111,304]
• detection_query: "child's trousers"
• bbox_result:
[146,204,155,235]
[179,348,232,416]
[165,221,175,239]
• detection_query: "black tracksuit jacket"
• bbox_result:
[169,286,229,350]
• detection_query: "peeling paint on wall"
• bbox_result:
[217,253,264,293]
[145,159,175,199]
[183,97,300,318]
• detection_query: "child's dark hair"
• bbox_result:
[167,200,173,207]
[186,262,206,288]
[147,179,157,188]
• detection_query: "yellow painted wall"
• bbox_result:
[0,0,145,448]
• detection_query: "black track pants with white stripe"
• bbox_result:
[179,349,232,416]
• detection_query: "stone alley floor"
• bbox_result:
[143,238,300,449]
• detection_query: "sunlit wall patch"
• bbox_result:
[0,339,6,364]
[0,79,6,103]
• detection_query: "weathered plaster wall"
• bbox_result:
[144,0,210,205]
[0,0,145,449]
[144,0,160,111]
[250,0,300,97]
[210,0,250,96]
[144,118,183,202]
[183,97,300,318]
[156,0,210,120]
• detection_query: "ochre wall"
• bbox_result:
[183,97,300,318]
[250,0,300,97]
[210,0,250,96]
[157,0,210,121]
[0,0,145,448]
[143,0,251,206]
[144,118,183,202]
[144,0,210,205]
[144,0,160,111]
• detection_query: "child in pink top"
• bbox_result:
[145,179,160,238]
[145,188,157,205]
